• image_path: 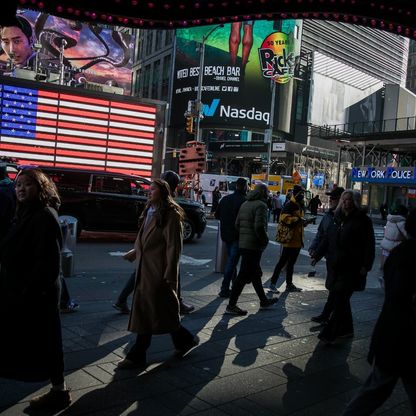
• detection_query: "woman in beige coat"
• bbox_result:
[118,179,198,369]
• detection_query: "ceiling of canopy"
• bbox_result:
[2,0,416,37]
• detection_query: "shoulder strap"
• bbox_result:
[395,222,405,240]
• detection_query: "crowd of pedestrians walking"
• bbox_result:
[1,166,415,414]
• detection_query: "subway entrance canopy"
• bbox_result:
[3,0,416,36]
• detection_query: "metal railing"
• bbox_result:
[311,116,416,139]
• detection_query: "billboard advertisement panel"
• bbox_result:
[0,77,156,177]
[171,20,302,131]
[0,10,134,94]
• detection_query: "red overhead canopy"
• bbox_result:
[3,0,416,37]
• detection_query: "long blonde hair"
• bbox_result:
[335,189,361,216]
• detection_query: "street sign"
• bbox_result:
[272,142,286,151]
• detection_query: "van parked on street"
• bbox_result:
[199,173,250,205]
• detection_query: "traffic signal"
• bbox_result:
[185,116,194,134]
[178,141,206,176]
[179,143,206,162]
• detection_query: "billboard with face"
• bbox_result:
[171,20,302,131]
[0,10,134,94]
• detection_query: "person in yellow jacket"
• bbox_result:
[269,185,312,292]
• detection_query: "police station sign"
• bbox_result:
[352,167,416,184]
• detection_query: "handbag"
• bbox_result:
[275,222,294,244]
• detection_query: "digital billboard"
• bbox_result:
[0,10,134,94]
[171,20,302,131]
[0,78,156,177]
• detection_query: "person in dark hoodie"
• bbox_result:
[311,190,375,344]
[215,177,248,298]
[342,209,416,415]
[225,183,278,316]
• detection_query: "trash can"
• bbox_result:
[215,222,228,273]
[59,215,78,253]
[59,216,77,277]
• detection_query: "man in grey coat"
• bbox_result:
[225,183,278,316]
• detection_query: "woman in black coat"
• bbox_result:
[0,168,71,411]
[342,209,416,415]
[312,190,375,344]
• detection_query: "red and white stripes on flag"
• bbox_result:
[0,82,156,177]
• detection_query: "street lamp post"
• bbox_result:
[195,24,223,142]
[265,78,276,183]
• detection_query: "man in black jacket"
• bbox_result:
[342,209,416,415]
[309,186,344,324]
[312,190,375,344]
[215,177,248,297]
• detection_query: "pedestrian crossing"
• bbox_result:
[373,225,385,245]
[268,221,386,246]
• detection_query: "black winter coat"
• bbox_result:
[368,239,416,378]
[0,179,16,241]
[0,203,63,381]
[309,209,335,253]
[314,208,375,292]
[215,190,246,243]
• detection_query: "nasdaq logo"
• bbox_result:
[203,99,220,117]
[203,99,269,124]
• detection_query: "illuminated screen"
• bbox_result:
[0,80,155,177]
[0,9,135,94]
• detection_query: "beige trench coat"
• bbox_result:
[128,210,183,334]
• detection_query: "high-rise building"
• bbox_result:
[406,40,416,93]
[132,29,174,101]
[132,21,410,180]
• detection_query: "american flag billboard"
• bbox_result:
[0,79,156,177]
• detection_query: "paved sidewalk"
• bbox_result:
[0,277,413,415]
